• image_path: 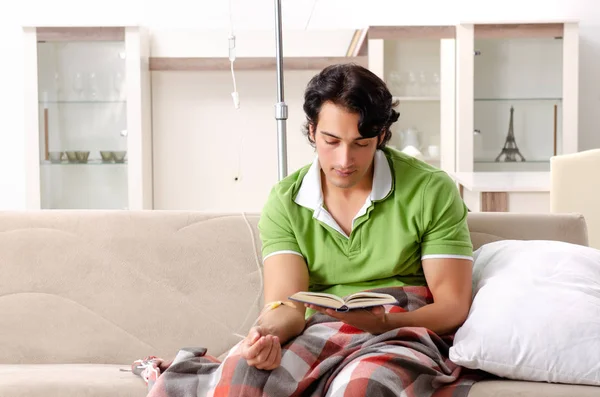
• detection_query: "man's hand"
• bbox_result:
[305,304,389,335]
[240,326,282,370]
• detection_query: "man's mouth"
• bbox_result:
[334,169,355,177]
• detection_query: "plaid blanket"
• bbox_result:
[143,286,479,397]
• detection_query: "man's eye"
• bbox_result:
[356,142,369,147]
[325,140,338,145]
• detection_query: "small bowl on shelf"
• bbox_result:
[112,151,127,163]
[65,151,78,163]
[100,151,114,162]
[48,151,65,163]
[75,151,90,163]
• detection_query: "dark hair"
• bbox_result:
[302,63,399,149]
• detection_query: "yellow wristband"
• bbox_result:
[262,300,295,312]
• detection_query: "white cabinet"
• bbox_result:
[368,26,457,173]
[455,22,579,173]
[22,26,153,210]
[451,171,551,213]
[368,22,579,176]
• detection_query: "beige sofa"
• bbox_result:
[0,210,599,397]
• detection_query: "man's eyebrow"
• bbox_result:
[320,131,369,140]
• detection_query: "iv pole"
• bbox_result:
[274,0,288,180]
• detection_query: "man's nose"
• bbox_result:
[338,145,353,168]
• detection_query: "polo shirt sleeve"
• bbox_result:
[257,187,304,262]
[420,171,473,261]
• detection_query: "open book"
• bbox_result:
[289,291,398,312]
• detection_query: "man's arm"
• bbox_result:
[307,257,472,335]
[242,186,308,370]
[386,171,474,334]
[381,171,473,334]
[384,257,472,335]
[258,253,309,344]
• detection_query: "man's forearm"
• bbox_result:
[258,306,306,344]
[384,302,469,335]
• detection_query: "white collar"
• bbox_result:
[294,149,393,211]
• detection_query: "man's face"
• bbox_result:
[309,101,380,190]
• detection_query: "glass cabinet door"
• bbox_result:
[384,38,442,167]
[472,25,564,172]
[368,26,456,172]
[37,39,128,209]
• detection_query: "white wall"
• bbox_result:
[149,28,351,211]
[0,21,25,209]
[151,70,317,211]
[150,29,354,58]
[2,0,600,210]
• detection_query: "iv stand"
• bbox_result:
[274,0,288,180]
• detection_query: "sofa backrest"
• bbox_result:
[0,211,263,365]
[467,212,588,249]
[0,210,588,364]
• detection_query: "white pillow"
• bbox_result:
[449,239,600,386]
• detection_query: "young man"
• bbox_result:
[240,63,473,372]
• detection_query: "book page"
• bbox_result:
[289,291,345,309]
[346,292,396,302]
[296,292,345,303]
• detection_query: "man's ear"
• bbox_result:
[377,131,385,147]
[309,124,316,143]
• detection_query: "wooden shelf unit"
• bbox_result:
[149,56,368,71]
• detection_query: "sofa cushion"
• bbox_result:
[0,364,146,397]
[467,380,600,397]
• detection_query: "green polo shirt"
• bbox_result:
[257,147,472,302]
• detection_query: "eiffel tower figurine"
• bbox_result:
[495,106,526,162]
